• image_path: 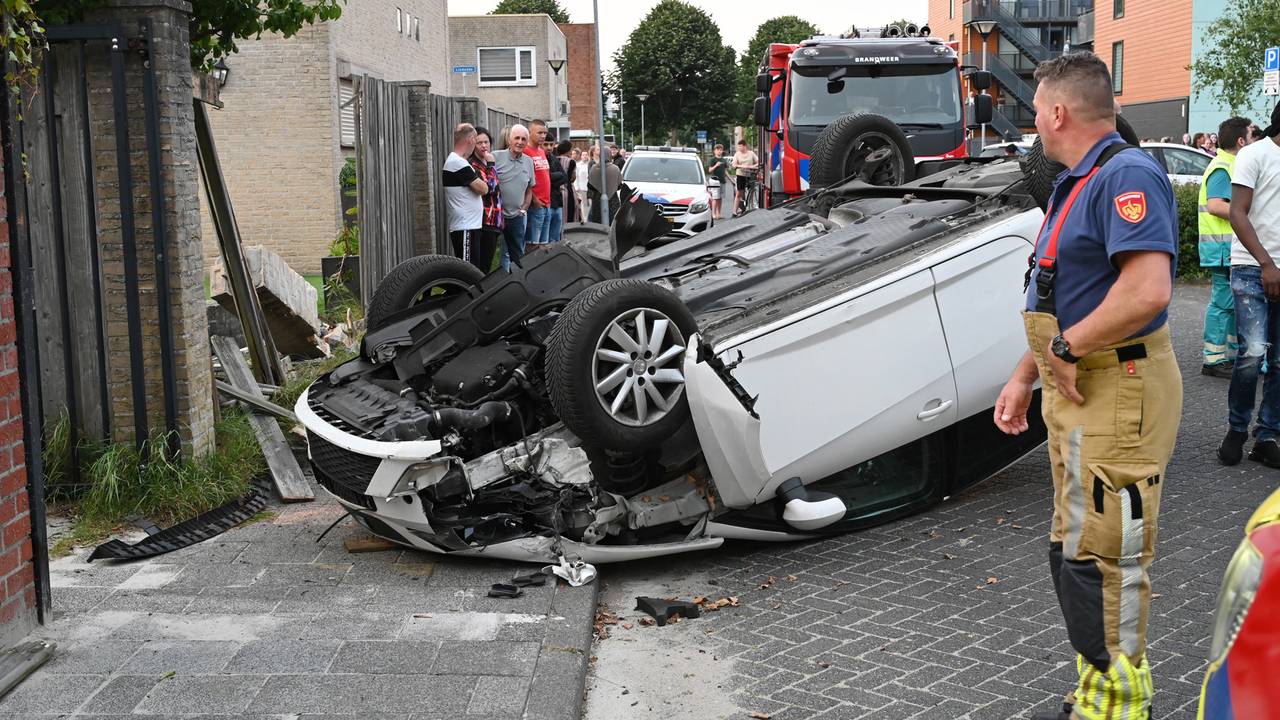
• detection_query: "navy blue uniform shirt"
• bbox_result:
[1025,131,1178,338]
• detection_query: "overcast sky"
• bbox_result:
[449,1,931,70]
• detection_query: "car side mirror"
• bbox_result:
[756,72,772,94]
[968,70,992,91]
[753,96,770,127]
[972,94,994,125]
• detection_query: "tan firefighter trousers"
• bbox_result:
[1024,311,1182,720]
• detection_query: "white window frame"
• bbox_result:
[477,46,537,87]
[396,8,403,33]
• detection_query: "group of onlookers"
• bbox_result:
[705,140,760,219]
[442,122,628,272]
[1194,104,1280,469]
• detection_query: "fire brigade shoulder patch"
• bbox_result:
[1114,191,1147,224]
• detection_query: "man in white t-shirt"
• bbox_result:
[1220,102,1280,467]
[443,123,488,264]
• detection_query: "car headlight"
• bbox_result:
[1209,537,1264,660]
[689,201,709,214]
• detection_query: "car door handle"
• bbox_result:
[917,399,954,421]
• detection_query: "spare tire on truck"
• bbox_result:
[808,112,916,189]
[545,279,697,451]
[1020,114,1141,210]
[366,255,484,331]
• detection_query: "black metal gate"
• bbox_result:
[1,21,183,619]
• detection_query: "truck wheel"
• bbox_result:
[545,279,697,451]
[809,113,916,189]
[366,255,483,331]
[1020,115,1141,211]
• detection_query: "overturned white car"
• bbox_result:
[297,146,1056,563]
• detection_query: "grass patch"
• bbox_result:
[48,409,266,553]
[304,274,325,313]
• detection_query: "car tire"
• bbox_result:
[1020,115,1141,210]
[545,279,697,450]
[366,255,483,331]
[808,113,917,189]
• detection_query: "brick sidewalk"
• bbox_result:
[0,490,595,719]
[590,283,1269,720]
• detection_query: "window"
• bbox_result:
[396,7,403,33]
[1113,0,1124,18]
[1165,148,1211,176]
[949,33,956,42]
[949,0,954,18]
[413,17,420,41]
[339,79,356,147]
[1111,41,1123,94]
[478,46,536,86]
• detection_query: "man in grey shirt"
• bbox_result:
[493,124,535,270]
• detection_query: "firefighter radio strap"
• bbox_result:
[1027,143,1138,314]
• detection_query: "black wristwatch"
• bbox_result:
[1051,333,1080,364]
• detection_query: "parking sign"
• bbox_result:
[1266,47,1280,72]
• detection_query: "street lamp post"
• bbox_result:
[547,58,566,140]
[590,0,613,265]
[970,20,998,151]
[636,94,649,146]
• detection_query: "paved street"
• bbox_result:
[0,491,595,719]
[587,283,1274,720]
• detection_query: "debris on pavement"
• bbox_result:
[758,576,776,590]
[543,556,597,586]
[343,536,400,553]
[634,597,702,626]
[691,596,739,612]
[513,570,548,587]
[749,712,772,719]
[488,583,523,598]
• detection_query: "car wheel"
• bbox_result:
[1020,114,1141,211]
[366,255,483,331]
[808,113,917,189]
[545,279,697,450]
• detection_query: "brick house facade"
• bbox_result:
[447,15,569,138]
[199,0,450,276]
[0,146,38,648]
[557,23,599,136]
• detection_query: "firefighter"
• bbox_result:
[993,52,1181,720]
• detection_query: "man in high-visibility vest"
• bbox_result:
[1199,117,1255,379]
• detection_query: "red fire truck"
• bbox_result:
[751,27,992,207]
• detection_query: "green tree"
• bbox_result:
[610,0,738,147]
[1190,0,1280,113]
[35,0,345,70]
[490,0,570,24]
[737,16,820,120]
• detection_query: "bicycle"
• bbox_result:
[733,171,762,216]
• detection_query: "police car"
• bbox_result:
[619,146,714,238]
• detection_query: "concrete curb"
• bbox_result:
[524,578,600,720]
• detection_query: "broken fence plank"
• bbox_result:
[343,536,400,554]
[210,336,313,502]
[215,380,298,424]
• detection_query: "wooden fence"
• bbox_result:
[355,83,531,305]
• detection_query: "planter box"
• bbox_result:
[321,255,361,309]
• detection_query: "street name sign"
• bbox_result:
[453,65,477,74]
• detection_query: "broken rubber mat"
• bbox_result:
[635,597,701,626]
[88,477,270,562]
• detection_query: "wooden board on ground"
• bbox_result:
[210,335,313,502]
[215,380,297,423]
[344,536,400,553]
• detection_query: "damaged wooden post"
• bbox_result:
[210,336,312,502]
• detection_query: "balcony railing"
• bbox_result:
[997,100,1037,126]
[1076,10,1094,44]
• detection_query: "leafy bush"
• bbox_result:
[1174,182,1208,280]
[329,223,359,257]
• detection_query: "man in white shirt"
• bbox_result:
[442,123,488,265]
[1220,102,1280,467]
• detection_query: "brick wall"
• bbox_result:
[1094,0,1191,106]
[0,116,38,647]
[925,0,966,46]
[447,15,567,131]
[558,23,599,133]
[332,0,449,89]
[88,0,215,455]
[198,23,339,276]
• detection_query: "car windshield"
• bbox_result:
[623,156,704,185]
[788,63,962,127]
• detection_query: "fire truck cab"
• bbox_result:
[754,31,991,206]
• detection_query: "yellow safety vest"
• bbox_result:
[1198,151,1236,267]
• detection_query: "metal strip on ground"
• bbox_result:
[87,477,270,562]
